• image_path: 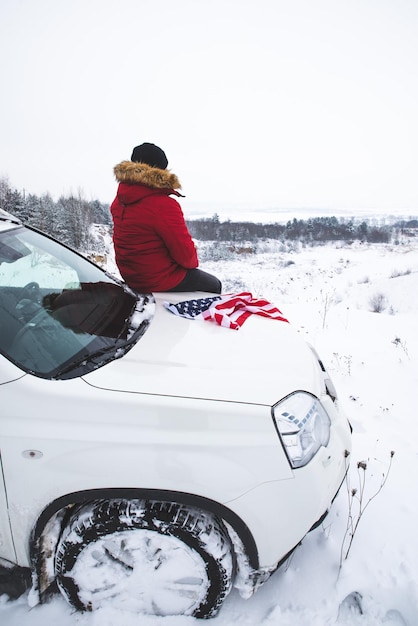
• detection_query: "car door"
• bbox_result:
[0,358,23,565]
[0,451,16,563]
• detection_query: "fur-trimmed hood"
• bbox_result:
[114,161,182,191]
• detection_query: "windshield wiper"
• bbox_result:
[53,342,124,379]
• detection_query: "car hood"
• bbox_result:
[84,292,323,405]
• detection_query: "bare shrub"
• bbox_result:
[392,336,409,357]
[198,242,233,262]
[86,253,107,267]
[390,268,411,278]
[227,245,257,255]
[320,289,342,329]
[357,275,370,284]
[222,276,248,293]
[369,292,388,313]
[340,450,395,568]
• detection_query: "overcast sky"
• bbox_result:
[1,0,417,220]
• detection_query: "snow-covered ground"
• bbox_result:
[1,235,418,626]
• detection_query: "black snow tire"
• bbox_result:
[55,499,234,618]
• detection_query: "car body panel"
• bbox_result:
[0,368,294,565]
[0,453,16,563]
[0,357,351,569]
[85,292,322,405]
[0,358,25,385]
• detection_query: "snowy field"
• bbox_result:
[1,235,418,626]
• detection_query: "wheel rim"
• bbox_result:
[62,528,210,615]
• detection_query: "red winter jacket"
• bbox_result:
[111,161,198,292]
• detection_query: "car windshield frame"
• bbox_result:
[0,224,154,380]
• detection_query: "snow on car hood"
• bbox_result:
[84,292,323,405]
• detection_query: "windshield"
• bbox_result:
[0,225,154,379]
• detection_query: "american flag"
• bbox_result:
[163,296,222,319]
[164,292,288,330]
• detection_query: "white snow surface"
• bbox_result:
[1,235,418,625]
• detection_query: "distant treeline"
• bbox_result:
[1,178,416,251]
[186,214,418,244]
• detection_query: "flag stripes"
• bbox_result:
[164,292,288,330]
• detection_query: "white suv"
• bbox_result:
[0,210,351,617]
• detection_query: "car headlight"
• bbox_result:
[272,392,331,468]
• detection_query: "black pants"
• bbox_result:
[168,269,222,294]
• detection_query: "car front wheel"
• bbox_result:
[54,499,234,618]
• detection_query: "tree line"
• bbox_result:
[186,214,417,244]
[1,177,416,252]
[0,177,111,250]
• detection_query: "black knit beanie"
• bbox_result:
[131,143,168,169]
